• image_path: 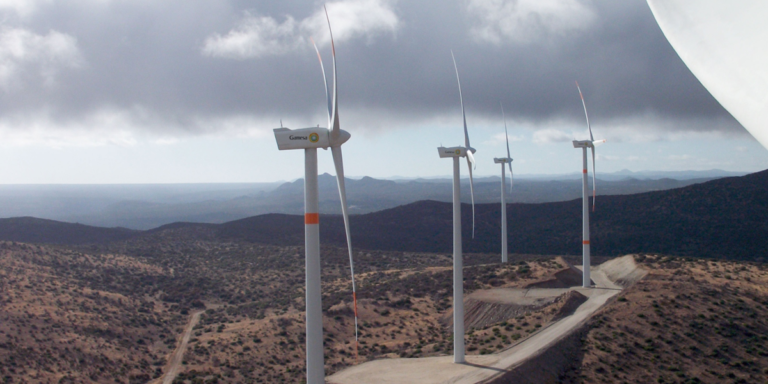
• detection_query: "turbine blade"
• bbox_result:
[324,5,340,139]
[501,102,511,159]
[509,163,514,189]
[331,146,358,347]
[451,51,470,149]
[466,156,476,239]
[466,148,476,169]
[576,81,593,142]
[591,146,597,212]
[310,37,331,127]
[593,139,606,146]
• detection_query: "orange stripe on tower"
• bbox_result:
[583,240,590,245]
[305,213,319,224]
[583,169,587,173]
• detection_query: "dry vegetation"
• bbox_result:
[0,241,187,383]
[5,228,768,384]
[562,254,768,384]
[161,252,567,383]
[0,226,569,384]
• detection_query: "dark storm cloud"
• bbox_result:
[0,0,742,138]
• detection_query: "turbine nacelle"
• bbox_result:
[437,146,472,158]
[493,157,513,164]
[572,139,606,149]
[274,127,351,151]
[572,140,590,148]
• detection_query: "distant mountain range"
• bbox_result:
[1,169,765,261]
[0,169,745,229]
[394,169,746,182]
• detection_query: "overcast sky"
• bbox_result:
[0,0,766,184]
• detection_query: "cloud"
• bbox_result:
[0,107,276,148]
[532,128,575,143]
[0,1,744,148]
[201,14,302,59]
[0,0,48,17]
[0,0,116,18]
[483,131,524,145]
[467,0,596,44]
[202,0,399,59]
[496,132,524,142]
[594,112,747,143]
[0,27,82,89]
[0,109,140,148]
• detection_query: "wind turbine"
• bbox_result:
[494,103,513,263]
[571,81,606,288]
[437,51,476,364]
[273,7,358,384]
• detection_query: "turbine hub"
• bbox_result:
[329,129,351,147]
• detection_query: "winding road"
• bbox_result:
[328,257,637,384]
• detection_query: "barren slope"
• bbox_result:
[560,255,768,383]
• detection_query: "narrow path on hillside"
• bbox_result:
[158,310,204,384]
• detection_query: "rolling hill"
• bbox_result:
[0,217,139,245]
[0,170,765,261]
[201,169,768,261]
[23,173,724,229]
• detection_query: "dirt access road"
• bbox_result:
[154,310,204,384]
[328,256,642,384]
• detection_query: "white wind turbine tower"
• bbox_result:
[494,103,514,263]
[437,51,476,364]
[572,82,606,288]
[273,7,358,384]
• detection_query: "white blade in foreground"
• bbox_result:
[647,0,768,150]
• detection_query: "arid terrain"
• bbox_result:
[561,255,768,383]
[1,222,767,384]
[0,228,573,384]
[0,241,187,383]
